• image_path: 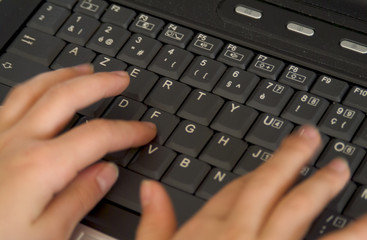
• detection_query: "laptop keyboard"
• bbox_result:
[1,0,367,239]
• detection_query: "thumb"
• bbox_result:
[136,180,177,240]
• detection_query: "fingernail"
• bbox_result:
[73,64,94,73]
[327,158,349,174]
[141,121,157,130]
[96,162,119,194]
[140,180,153,207]
[297,125,319,140]
[112,71,129,77]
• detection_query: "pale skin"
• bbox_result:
[0,65,366,240]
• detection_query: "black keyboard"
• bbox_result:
[1,0,367,239]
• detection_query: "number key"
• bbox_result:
[318,103,364,141]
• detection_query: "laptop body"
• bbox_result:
[1,0,367,239]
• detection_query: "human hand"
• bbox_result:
[0,65,156,240]
[137,126,367,240]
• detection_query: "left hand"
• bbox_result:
[0,65,156,240]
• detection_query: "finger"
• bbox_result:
[0,65,93,131]
[227,126,321,232]
[35,161,118,239]
[320,214,367,240]
[15,71,129,139]
[260,158,350,240]
[136,180,177,240]
[39,120,156,193]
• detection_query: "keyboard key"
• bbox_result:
[327,181,357,213]
[177,89,224,126]
[27,3,70,35]
[51,44,96,69]
[212,67,260,103]
[211,101,258,138]
[0,83,11,104]
[344,186,367,219]
[106,167,205,226]
[318,103,364,141]
[278,65,317,91]
[48,0,78,9]
[84,202,140,240]
[148,45,194,80]
[78,97,113,118]
[0,53,49,87]
[92,54,127,72]
[343,86,367,113]
[316,139,365,174]
[233,145,273,175]
[187,33,224,58]
[281,91,329,125]
[128,143,177,179]
[199,133,248,170]
[158,23,194,48]
[74,0,108,19]
[101,4,136,28]
[310,75,349,102]
[181,56,227,91]
[8,28,65,66]
[104,148,138,167]
[123,66,158,101]
[162,155,211,193]
[117,34,162,68]
[306,209,352,239]
[103,96,147,121]
[165,120,213,157]
[141,108,180,144]
[217,43,254,69]
[246,79,294,115]
[57,13,100,46]
[353,119,367,149]
[353,156,367,185]
[129,13,165,38]
[144,78,191,114]
[195,168,238,200]
[86,23,131,56]
[248,54,285,80]
[245,113,294,151]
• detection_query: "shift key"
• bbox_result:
[0,53,49,87]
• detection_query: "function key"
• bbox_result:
[74,0,108,19]
[278,65,317,91]
[217,43,254,69]
[57,13,100,46]
[48,0,78,9]
[310,75,349,102]
[187,33,224,59]
[248,54,285,80]
[158,23,194,48]
[27,3,70,35]
[343,86,367,113]
[101,4,136,28]
[129,14,165,38]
